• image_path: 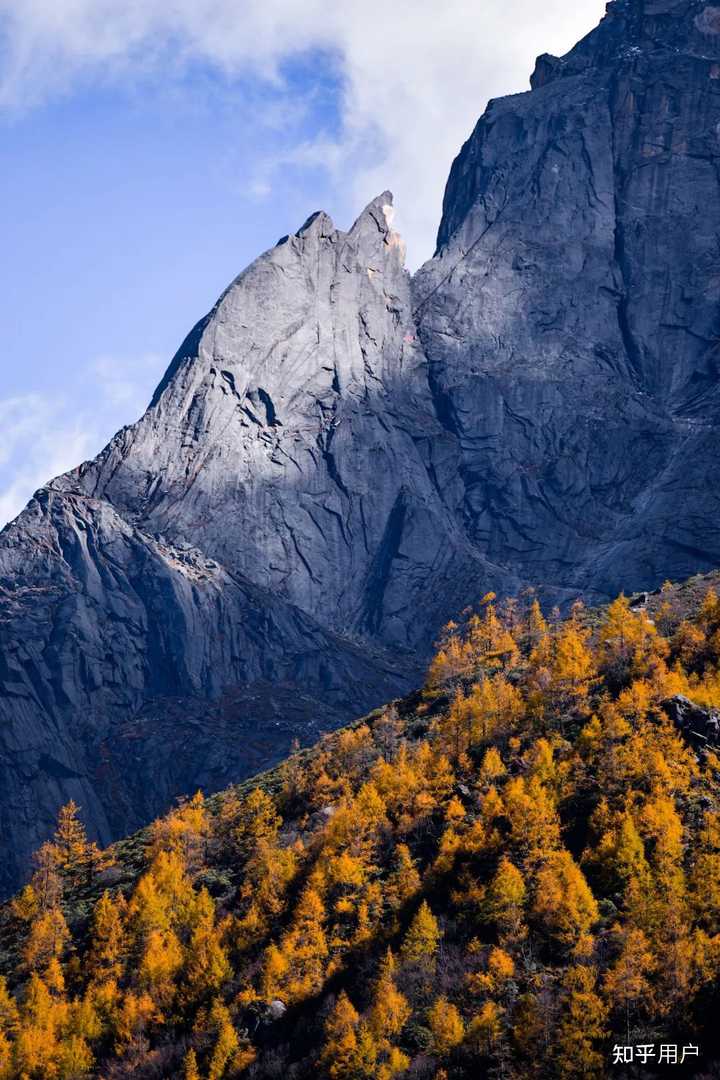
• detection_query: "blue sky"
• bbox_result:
[0,0,606,526]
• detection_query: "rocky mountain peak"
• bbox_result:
[285,191,401,258]
[348,190,405,255]
[532,0,720,88]
[294,208,335,239]
[294,191,398,244]
[144,193,404,424]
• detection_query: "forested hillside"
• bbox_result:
[3,578,720,1078]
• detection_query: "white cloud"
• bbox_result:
[0,395,95,527]
[0,0,607,264]
[0,353,164,528]
[88,352,165,410]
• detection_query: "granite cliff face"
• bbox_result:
[1,0,719,893]
[60,195,510,653]
[0,483,414,895]
[416,0,720,597]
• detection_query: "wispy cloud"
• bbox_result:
[0,353,164,527]
[88,352,165,410]
[0,395,94,527]
[0,1,607,265]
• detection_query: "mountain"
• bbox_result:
[2,0,720,895]
[3,576,720,1078]
[414,0,720,596]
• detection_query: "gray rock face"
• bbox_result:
[60,195,509,653]
[416,0,720,598]
[0,485,413,895]
[2,0,720,893]
[663,695,720,747]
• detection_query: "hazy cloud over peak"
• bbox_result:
[0,0,606,264]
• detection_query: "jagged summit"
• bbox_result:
[290,190,396,237]
[280,193,402,257]
[60,176,489,646]
[294,208,334,237]
[532,0,720,87]
[293,191,406,264]
[349,190,398,237]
